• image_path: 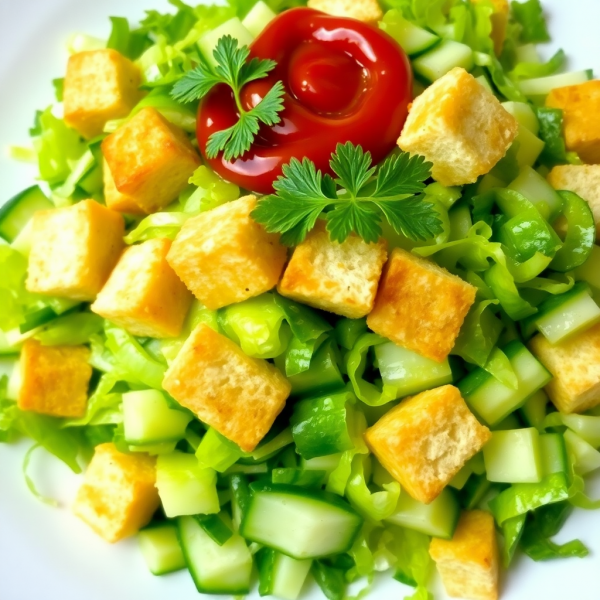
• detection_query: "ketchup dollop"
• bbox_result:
[197,7,412,194]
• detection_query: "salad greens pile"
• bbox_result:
[2,0,600,599]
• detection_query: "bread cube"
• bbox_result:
[367,248,476,362]
[529,323,600,414]
[365,385,490,504]
[26,200,124,302]
[64,49,143,139]
[548,164,600,240]
[471,0,509,56]
[103,158,145,215]
[102,107,201,213]
[163,323,291,452]
[73,442,159,543]
[546,80,600,164]
[91,238,193,338]
[167,195,287,310]
[278,222,387,319]
[398,67,518,186]
[307,0,382,22]
[18,339,92,418]
[429,510,499,600]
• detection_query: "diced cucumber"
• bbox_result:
[514,125,545,168]
[459,474,491,510]
[507,166,563,221]
[515,43,541,64]
[459,341,551,426]
[520,70,594,97]
[198,18,254,67]
[196,427,243,473]
[449,463,472,490]
[19,307,59,335]
[242,1,277,37]
[271,468,327,489]
[0,329,17,357]
[379,12,440,56]
[519,390,548,429]
[138,523,186,576]
[122,389,192,446]
[257,548,313,600]
[375,342,453,398]
[0,186,52,243]
[156,452,220,518]
[412,39,473,82]
[230,474,251,531]
[129,442,177,455]
[10,219,34,256]
[240,483,362,559]
[6,358,21,401]
[574,245,600,290]
[492,413,522,431]
[475,74,493,93]
[483,428,543,483]
[539,433,568,476]
[301,453,342,474]
[178,516,252,594]
[564,430,600,475]
[561,414,600,448]
[385,488,460,539]
[194,513,233,546]
[501,102,540,135]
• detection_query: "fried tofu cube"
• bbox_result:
[307,0,382,22]
[26,200,125,302]
[398,67,518,186]
[367,248,476,362]
[471,0,509,56]
[102,107,201,214]
[163,323,291,452]
[91,238,193,338]
[548,164,600,240]
[546,80,600,164]
[430,510,499,600]
[17,339,92,418]
[64,49,143,139]
[365,385,491,504]
[529,323,600,414]
[278,222,388,319]
[167,195,287,310]
[73,442,159,543]
[103,158,145,215]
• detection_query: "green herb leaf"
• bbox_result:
[330,142,375,197]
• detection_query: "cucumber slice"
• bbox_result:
[198,18,254,67]
[379,13,440,56]
[574,245,600,290]
[375,342,453,398]
[483,428,543,483]
[412,39,473,82]
[385,487,460,539]
[561,414,600,448]
[519,69,593,96]
[240,483,362,559]
[539,432,568,476]
[6,357,21,401]
[564,430,600,475]
[0,186,52,243]
[501,102,540,135]
[459,341,551,426]
[514,125,545,168]
[242,1,277,37]
[257,548,313,600]
[123,389,192,446]
[19,307,59,335]
[508,166,563,222]
[519,390,548,429]
[177,516,253,595]
[475,74,493,93]
[138,523,186,576]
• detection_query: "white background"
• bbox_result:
[1,1,600,599]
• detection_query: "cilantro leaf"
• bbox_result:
[171,60,221,103]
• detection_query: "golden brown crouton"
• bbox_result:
[529,323,600,414]
[471,0,509,56]
[365,385,490,504]
[546,80,600,164]
[26,200,124,302]
[430,510,499,600]
[73,442,160,543]
[307,0,382,22]
[163,323,291,452]
[278,222,387,319]
[91,238,193,338]
[64,49,143,139]
[167,195,287,310]
[102,158,145,215]
[548,164,600,240]
[102,107,201,213]
[18,339,92,418]
[367,248,476,362]
[398,67,518,186]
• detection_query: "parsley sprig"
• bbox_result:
[251,142,442,246]
[171,35,285,161]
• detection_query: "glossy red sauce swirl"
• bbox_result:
[197,7,412,194]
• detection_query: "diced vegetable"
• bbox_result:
[483,428,543,483]
[138,523,186,576]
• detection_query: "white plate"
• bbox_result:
[1,1,600,599]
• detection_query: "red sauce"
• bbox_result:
[197,7,412,194]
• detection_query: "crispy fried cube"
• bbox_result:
[26,200,124,302]
[163,323,291,452]
[17,339,92,418]
[471,0,508,56]
[548,164,600,240]
[530,323,600,414]
[546,80,600,164]
[91,238,193,338]
[167,195,287,310]
[63,49,143,139]
[365,385,490,504]
[102,107,201,213]
[430,510,499,600]
[278,222,387,319]
[367,248,476,362]
[102,158,145,215]
[307,0,382,22]
[398,67,518,186]
[73,442,159,543]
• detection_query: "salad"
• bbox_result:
[1,0,600,599]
